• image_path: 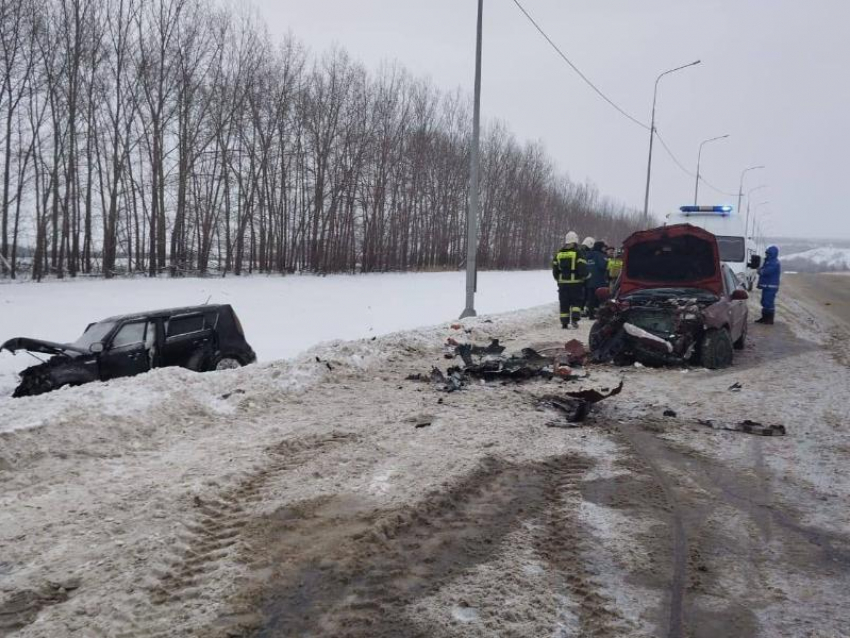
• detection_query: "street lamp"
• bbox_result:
[753,201,770,238]
[694,134,730,205]
[736,165,765,217]
[744,185,768,237]
[461,0,484,319]
[642,59,701,223]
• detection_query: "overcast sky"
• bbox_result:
[250,0,850,240]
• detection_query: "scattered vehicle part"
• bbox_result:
[543,381,624,425]
[663,409,678,418]
[590,224,749,369]
[2,304,256,398]
[562,339,588,366]
[728,382,743,392]
[697,419,786,436]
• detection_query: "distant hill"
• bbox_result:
[781,246,850,273]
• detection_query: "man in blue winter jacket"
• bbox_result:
[756,246,781,324]
[584,240,609,319]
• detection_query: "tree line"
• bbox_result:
[0,0,644,281]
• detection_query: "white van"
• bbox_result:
[665,206,761,290]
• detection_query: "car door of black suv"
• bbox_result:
[99,321,152,381]
[162,313,214,369]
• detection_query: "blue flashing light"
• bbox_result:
[679,205,733,215]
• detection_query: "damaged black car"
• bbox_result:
[590,224,749,369]
[2,304,256,398]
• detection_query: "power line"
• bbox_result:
[655,130,737,198]
[510,0,650,131]
[510,0,738,200]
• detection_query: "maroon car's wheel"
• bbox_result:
[734,321,747,350]
[701,328,734,369]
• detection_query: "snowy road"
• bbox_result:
[1,276,849,637]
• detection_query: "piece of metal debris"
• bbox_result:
[697,419,786,436]
[663,409,678,418]
[543,381,625,426]
[728,382,743,392]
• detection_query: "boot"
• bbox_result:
[755,310,768,324]
[765,311,775,325]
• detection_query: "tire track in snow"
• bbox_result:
[108,432,360,638]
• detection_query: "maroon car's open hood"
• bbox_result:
[1,337,88,357]
[619,224,723,297]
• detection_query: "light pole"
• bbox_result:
[461,0,484,319]
[643,59,701,223]
[736,165,765,216]
[744,185,768,238]
[694,134,729,205]
[752,201,770,238]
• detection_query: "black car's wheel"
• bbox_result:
[212,354,244,371]
[701,328,734,369]
[733,321,747,350]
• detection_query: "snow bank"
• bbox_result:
[0,271,556,397]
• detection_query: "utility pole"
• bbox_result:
[461,0,484,319]
[736,165,765,217]
[694,134,729,205]
[642,60,701,224]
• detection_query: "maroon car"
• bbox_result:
[590,224,749,369]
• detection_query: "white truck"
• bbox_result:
[665,206,761,290]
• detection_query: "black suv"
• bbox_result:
[2,304,256,397]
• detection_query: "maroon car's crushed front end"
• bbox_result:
[590,224,742,369]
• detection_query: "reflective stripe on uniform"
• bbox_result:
[555,250,586,284]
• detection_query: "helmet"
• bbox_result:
[564,231,579,245]
[582,237,595,249]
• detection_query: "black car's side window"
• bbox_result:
[111,322,147,350]
[167,315,205,338]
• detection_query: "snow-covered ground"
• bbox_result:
[783,246,850,272]
[0,271,554,398]
[2,275,850,637]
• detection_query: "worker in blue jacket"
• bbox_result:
[584,240,609,320]
[756,246,781,324]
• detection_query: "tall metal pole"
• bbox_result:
[752,201,770,237]
[736,165,765,216]
[461,0,483,319]
[744,184,767,238]
[694,134,730,205]
[642,60,701,224]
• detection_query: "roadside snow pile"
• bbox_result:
[0,271,556,396]
[0,306,540,443]
[782,247,850,272]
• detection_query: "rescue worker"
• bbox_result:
[607,247,623,284]
[552,232,588,329]
[579,237,595,315]
[584,240,609,320]
[755,245,781,324]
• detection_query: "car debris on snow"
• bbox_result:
[543,381,625,426]
[697,419,787,436]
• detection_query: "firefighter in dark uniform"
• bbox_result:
[552,232,588,329]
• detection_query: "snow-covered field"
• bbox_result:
[0,271,555,398]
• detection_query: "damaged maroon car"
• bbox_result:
[589,224,749,369]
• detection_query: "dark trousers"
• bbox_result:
[558,284,585,325]
[586,285,601,317]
